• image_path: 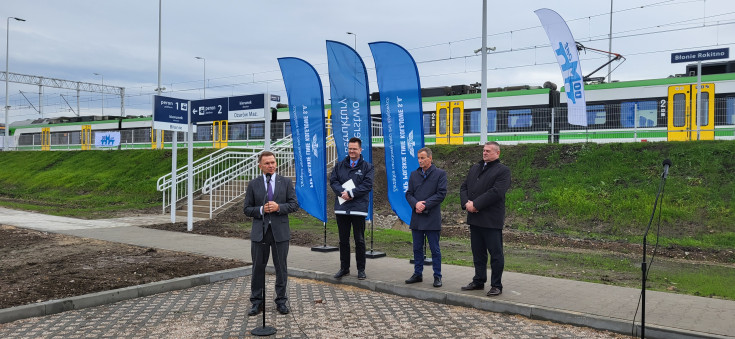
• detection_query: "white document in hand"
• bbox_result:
[338,179,355,205]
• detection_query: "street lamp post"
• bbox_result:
[93,72,104,117]
[195,56,206,99]
[346,31,356,50]
[5,16,25,151]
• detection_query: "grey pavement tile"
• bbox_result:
[0,276,626,339]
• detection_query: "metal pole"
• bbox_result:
[156,0,163,149]
[634,103,638,142]
[696,61,702,140]
[479,0,488,145]
[195,57,206,99]
[5,17,25,151]
[264,92,271,150]
[171,131,177,223]
[608,0,614,82]
[94,72,104,117]
[187,101,193,231]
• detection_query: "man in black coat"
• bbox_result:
[329,137,374,280]
[459,141,511,297]
[405,147,447,287]
[243,151,299,316]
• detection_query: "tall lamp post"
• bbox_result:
[93,72,104,117]
[346,31,356,50]
[5,16,25,151]
[195,56,205,99]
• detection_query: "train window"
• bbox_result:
[230,124,247,140]
[587,105,606,125]
[438,107,447,135]
[452,106,462,134]
[673,93,686,127]
[423,114,432,135]
[249,123,265,139]
[727,97,735,125]
[621,101,657,128]
[468,110,497,133]
[697,92,709,126]
[508,109,532,128]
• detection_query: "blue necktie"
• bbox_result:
[267,177,273,201]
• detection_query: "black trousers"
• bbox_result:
[250,226,289,306]
[469,225,504,290]
[336,214,366,271]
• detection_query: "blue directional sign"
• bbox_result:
[153,95,191,131]
[229,94,266,122]
[191,97,229,123]
[671,48,729,63]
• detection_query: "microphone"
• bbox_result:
[662,159,672,178]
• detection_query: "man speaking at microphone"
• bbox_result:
[243,151,299,316]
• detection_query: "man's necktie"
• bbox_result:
[267,177,273,201]
[351,161,355,168]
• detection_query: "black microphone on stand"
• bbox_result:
[662,159,672,179]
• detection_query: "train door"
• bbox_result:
[213,120,228,148]
[435,101,464,145]
[667,83,715,141]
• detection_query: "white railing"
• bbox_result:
[201,135,298,218]
[156,147,259,214]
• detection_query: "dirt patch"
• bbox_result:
[0,225,245,309]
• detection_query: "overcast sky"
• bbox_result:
[3,0,734,123]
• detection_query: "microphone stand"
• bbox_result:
[639,167,667,338]
[252,175,276,336]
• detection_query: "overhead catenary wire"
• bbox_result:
[4,0,734,120]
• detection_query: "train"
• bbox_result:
[8,69,735,151]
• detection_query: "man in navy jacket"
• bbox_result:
[329,137,374,280]
[405,147,447,287]
[243,151,299,316]
[459,141,511,297]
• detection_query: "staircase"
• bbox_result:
[160,132,341,221]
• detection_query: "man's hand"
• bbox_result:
[465,200,478,213]
[415,201,426,213]
[264,201,280,213]
[341,191,352,201]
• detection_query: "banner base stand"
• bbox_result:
[311,245,338,253]
[366,250,386,259]
[410,257,433,265]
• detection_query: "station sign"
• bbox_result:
[671,48,729,63]
[229,94,266,122]
[153,95,194,132]
[191,97,230,123]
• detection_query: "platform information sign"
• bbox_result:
[229,94,266,122]
[191,97,229,123]
[153,95,192,132]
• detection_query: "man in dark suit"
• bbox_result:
[329,137,374,280]
[243,151,299,316]
[459,141,511,297]
[404,147,447,288]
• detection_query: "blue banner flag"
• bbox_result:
[369,41,424,225]
[326,40,374,220]
[277,57,327,223]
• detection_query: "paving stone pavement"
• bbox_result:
[0,276,627,339]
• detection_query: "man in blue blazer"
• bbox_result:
[243,151,299,316]
[405,147,447,288]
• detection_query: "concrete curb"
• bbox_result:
[2,265,729,339]
[0,266,251,324]
[286,267,730,339]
